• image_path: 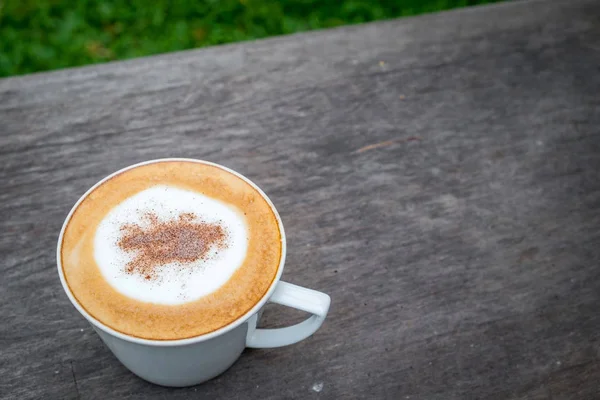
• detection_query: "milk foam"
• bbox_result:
[94,185,248,305]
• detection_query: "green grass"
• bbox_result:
[0,0,501,78]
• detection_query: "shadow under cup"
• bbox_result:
[56,158,331,387]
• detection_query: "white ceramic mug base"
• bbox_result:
[93,282,329,387]
[57,159,331,387]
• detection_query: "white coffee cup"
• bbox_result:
[56,158,331,387]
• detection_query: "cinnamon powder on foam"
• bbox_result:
[117,212,228,280]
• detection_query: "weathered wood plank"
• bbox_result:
[1,0,599,398]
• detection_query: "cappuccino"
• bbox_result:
[61,161,282,340]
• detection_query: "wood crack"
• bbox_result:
[70,361,81,400]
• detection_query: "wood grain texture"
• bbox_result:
[1,0,600,398]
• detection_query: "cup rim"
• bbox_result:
[56,158,287,347]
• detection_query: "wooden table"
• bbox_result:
[1,0,599,398]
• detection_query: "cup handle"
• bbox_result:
[246,281,331,348]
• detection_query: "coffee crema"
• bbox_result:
[61,161,282,340]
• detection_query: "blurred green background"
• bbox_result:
[0,0,501,78]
